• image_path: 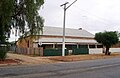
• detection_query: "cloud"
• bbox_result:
[40,0,120,34]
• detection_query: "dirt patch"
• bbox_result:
[0,59,18,64]
[48,53,120,62]
[7,53,60,65]
[6,53,120,65]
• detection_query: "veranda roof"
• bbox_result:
[34,37,97,44]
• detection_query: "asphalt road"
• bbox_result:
[0,57,120,78]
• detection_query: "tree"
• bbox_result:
[0,0,44,42]
[0,0,14,42]
[95,31,119,55]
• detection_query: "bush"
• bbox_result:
[0,47,7,61]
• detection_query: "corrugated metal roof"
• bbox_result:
[43,26,94,38]
[34,37,97,44]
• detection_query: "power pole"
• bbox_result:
[61,0,77,56]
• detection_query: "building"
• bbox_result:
[17,26,102,49]
[16,26,120,56]
[16,26,107,56]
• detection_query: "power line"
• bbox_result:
[68,7,118,29]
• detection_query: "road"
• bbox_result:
[0,57,120,78]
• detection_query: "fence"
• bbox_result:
[43,49,68,56]
[72,48,89,55]
[9,47,89,56]
[89,48,120,54]
[9,47,120,56]
[110,48,120,53]
[89,48,103,54]
[43,48,89,56]
[9,47,43,56]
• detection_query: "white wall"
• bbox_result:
[89,48,120,54]
[89,48,103,54]
[110,48,120,53]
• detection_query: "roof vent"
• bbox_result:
[78,28,82,30]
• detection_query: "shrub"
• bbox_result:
[0,47,7,61]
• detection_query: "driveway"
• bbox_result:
[7,53,59,65]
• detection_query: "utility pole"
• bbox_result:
[61,0,77,56]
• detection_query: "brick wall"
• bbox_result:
[17,37,33,48]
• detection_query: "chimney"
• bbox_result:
[78,28,82,30]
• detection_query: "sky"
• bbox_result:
[9,0,120,41]
[40,0,120,34]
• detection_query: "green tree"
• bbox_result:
[95,31,119,55]
[0,0,14,42]
[0,0,44,42]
